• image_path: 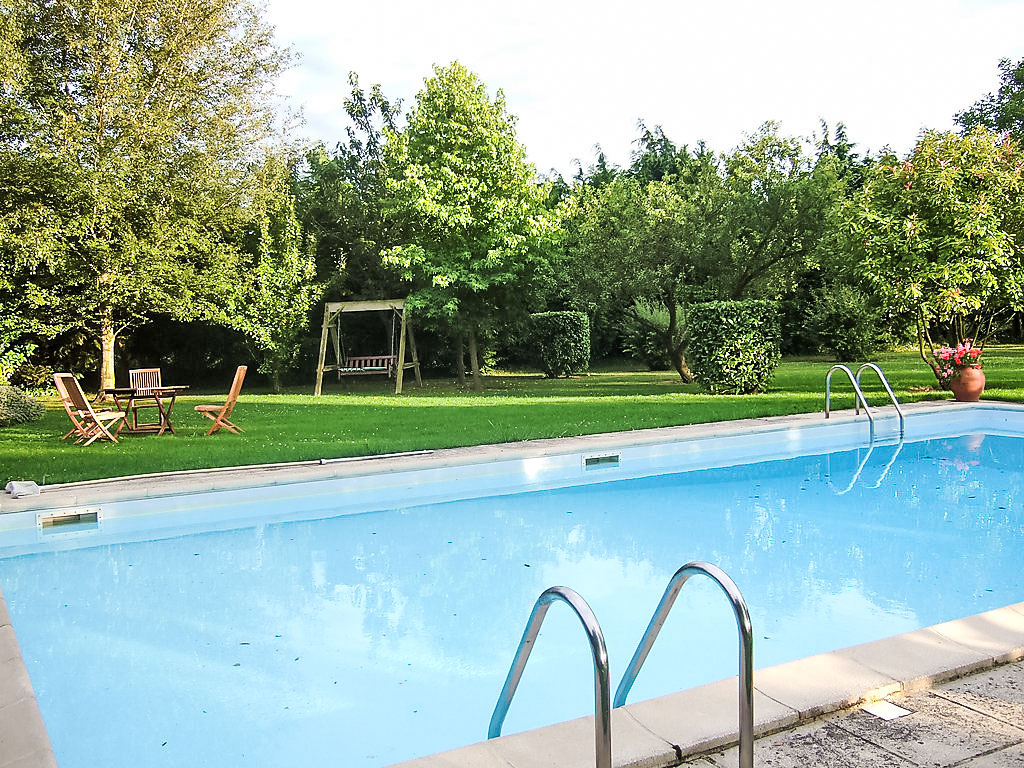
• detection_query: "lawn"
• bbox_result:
[5,347,1024,486]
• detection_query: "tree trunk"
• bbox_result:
[455,332,466,386]
[468,328,482,391]
[99,308,117,394]
[665,301,693,382]
[670,350,694,383]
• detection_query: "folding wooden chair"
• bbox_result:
[128,367,163,429]
[195,366,247,436]
[53,373,126,445]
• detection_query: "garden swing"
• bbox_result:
[313,299,422,395]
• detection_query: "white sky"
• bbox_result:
[266,0,1024,178]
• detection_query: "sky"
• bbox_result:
[265,0,1024,179]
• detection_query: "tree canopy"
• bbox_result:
[845,128,1024,376]
[381,62,555,388]
[957,57,1024,141]
[0,0,291,389]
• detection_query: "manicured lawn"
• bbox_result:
[5,347,1024,486]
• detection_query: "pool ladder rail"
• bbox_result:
[825,363,905,441]
[488,561,754,768]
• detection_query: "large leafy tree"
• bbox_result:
[0,0,290,389]
[565,149,727,381]
[957,57,1024,141]
[294,74,405,299]
[845,128,1024,379]
[229,153,321,393]
[717,122,839,300]
[382,62,555,389]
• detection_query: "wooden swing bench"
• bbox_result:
[314,299,422,395]
[337,355,397,376]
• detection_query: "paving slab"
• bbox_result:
[928,604,1024,664]
[700,719,917,767]
[486,708,676,768]
[0,698,56,768]
[932,662,1024,728]
[837,627,995,691]
[837,690,1024,768]
[623,677,797,756]
[753,650,900,719]
[955,742,1024,768]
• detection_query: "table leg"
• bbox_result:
[153,395,169,436]
[161,394,177,435]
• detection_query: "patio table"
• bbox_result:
[104,385,189,436]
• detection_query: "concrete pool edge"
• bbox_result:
[3,399,1018,518]
[2,399,1023,767]
[387,601,1024,768]
[0,583,57,768]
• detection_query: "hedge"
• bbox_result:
[530,311,590,378]
[687,300,780,394]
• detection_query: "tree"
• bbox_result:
[0,0,290,390]
[565,148,727,381]
[294,74,405,299]
[381,62,555,389]
[716,122,839,300]
[845,128,1024,380]
[956,57,1024,141]
[229,153,321,393]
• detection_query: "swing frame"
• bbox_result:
[313,299,422,395]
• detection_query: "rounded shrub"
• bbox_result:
[530,311,590,378]
[0,386,45,427]
[688,300,781,394]
[803,284,885,362]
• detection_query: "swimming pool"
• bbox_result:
[1,403,1023,767]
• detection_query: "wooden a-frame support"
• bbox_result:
[314,299,422,396]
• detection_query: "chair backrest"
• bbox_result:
[54,373,94,416]
[53,373,78,417]
[130,368,162,394]
[221,366,247,417]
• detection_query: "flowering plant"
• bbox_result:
[932,339,982,387]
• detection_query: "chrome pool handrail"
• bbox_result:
[825,364,875,441]
[488,586,612,768]
[855,363,905,439]
[613,561,754,768]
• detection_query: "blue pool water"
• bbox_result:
[1,431,1023,767]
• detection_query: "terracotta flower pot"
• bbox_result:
[950,366,985,402]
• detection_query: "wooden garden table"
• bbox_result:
[104,385,189,436]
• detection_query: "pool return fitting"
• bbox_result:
[489,561,754,768]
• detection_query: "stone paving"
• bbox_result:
[686,660,1024,768]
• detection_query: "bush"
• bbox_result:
[11,363,54,390]
[530,311,590,377]
[620,301,673,370]
[0,386,45,427]
[804,284,886,362]
[688,300,781,394]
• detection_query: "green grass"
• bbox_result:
[6,346,1024,486]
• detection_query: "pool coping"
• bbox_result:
[1,398,1023,768]
[0,398,1005,517]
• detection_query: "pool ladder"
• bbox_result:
[489,562,754,768]
[825,363,905,441]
